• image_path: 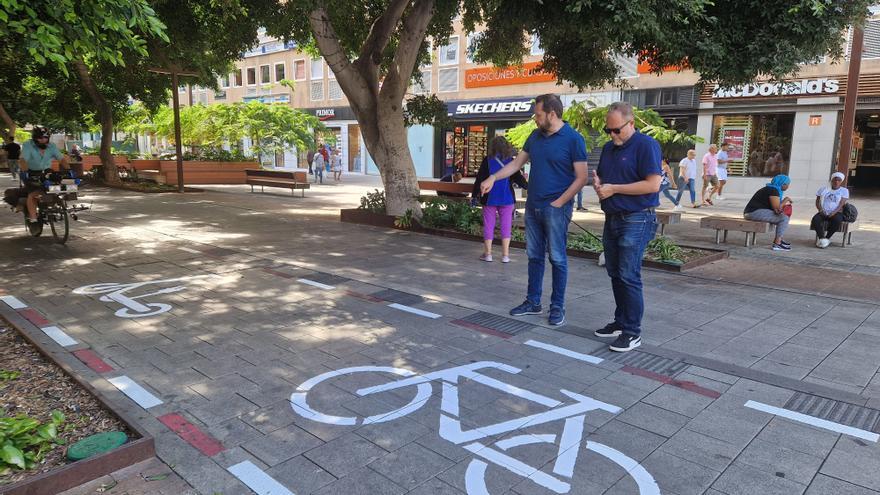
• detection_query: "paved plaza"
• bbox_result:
[2,175,880,494]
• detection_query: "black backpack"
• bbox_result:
[843,202,858,223]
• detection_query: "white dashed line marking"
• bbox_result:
[523,340,604,364]
[745,400,879,443]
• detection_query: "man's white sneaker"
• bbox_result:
[818,238,831,249]
[716,195,725,201]
[816,238,823,248]
[673,204,685,212]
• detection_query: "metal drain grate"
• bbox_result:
[456,311,535,336]
[304,273,350,286]
[370,289,425,306]
[784,392,880,432]
[591,348,687,376]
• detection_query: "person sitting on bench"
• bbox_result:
[810,172,849,249]
[743,174,792,251]
[438,172,468,198]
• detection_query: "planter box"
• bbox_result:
[0,310,154,495]
[340,208,728,272]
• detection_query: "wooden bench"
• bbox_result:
[245,169,309,197]
[813,220,858,247]
[700,216,769,247]
[418,180,473,195]
[655,211,681,236]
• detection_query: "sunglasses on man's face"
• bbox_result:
[603,121,632,135]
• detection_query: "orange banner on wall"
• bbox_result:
[464,62,556,88]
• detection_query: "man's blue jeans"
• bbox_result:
[602,210,657,336]
[675,178,696,205]
[525,203,572,310]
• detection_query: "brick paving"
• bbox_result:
[2,176,880,494]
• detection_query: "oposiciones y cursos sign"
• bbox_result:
[713,78,840,98]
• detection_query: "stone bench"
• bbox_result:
[246,169,309,197]
[656,211,681,236]
[700,216,769,247]
[813,220,858,247]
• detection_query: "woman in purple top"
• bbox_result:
[472,136,528,263]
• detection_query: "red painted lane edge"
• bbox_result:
[17,308,51,327]
[72,349,114,373]
[621,365,722,399]
[450,319,511,339]
[157,413,225,457]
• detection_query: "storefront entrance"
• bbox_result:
[848,111,880,191]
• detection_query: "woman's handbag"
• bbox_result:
[782,204,793,217]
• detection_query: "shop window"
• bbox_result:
[864,19,880,59]
[660,89,676,106]
[310,80,324,101]
[219,74,230,88]
[246,67,256,85]
[293,59,306,80]
[260,65,271,84]
[233,69,243,87]
[711,113,795,178]
[466,33,477,63]
[274,63,286,82]
[412,69,431,94]
[439,36,459,66]
[438,67,458,92]
[329,79,343,100]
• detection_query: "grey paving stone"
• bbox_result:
[241,423,324,467]
[724,378,795,406]
[188,373,259,401]
[642,384,716,418]
[407,478,466,495]
[712,462,807,495]
[367,442,455,490]
[587,419,666,462]
[756,417,840,458]
[304,432,388,478]
[736,439,824,484]
[640,450,721,495]
[205,417,263,448]
[356,416,432,451]
[311,465,404,495]
[436,454,526,494]
[615,402,690,438]
[659,428,742,472]
[821,437,880,491]
[265,455,337,494]
[684,409,769,447]
[806,474,880,495]
[750,359,812,380]
[186,393,260,425]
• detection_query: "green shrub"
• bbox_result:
[647,236,684,263]
[0,411,65,474]
[567,231,604,253]
[358,189,386,213]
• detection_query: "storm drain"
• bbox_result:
[784,392,880,433]
[454,311,535,336]
[304,273,350,286]
[370,289,425,306]
[591,348,688,376]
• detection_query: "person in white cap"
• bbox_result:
[811,172,849,248]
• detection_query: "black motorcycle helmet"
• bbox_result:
[31,126,49,149]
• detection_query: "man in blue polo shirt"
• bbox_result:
[481,94,588,326]
[592,102,662,352]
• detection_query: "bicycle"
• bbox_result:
[13,169,88,244]
[290,361,660,494]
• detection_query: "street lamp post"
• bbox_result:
[837,25,865,185]
[148,66,198,193]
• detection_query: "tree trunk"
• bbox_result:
[0,103,15,139]
[358,104,421,216]
[73,60,119,183]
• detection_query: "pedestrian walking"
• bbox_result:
[811,172,849,248]
[312,151,324,184]
[675,149,698,209]
[716,142,730,200]
[480,93,588,326]
[743,174,793,251]
[306,149,315,175]
[472,136,528,263]
[331,150,343,181]
[659,158,679,208]
[701,144,719,206]
[3,135,21,180]
[592,101,662,352]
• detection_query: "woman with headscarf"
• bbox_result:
[743,174,793,251]
[810,172,849,248]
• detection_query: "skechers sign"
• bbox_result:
[713,78,840,98]
[447,98,534,119]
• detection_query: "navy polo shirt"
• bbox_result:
[596,131,662,214]
[522,122,588,208]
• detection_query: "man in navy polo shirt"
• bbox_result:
[481,94,588,326]
[592,102,662,352]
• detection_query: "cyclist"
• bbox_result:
[20,126,68,223]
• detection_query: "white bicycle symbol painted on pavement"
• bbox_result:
[72,275,213,318]
[291,361,660,494]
